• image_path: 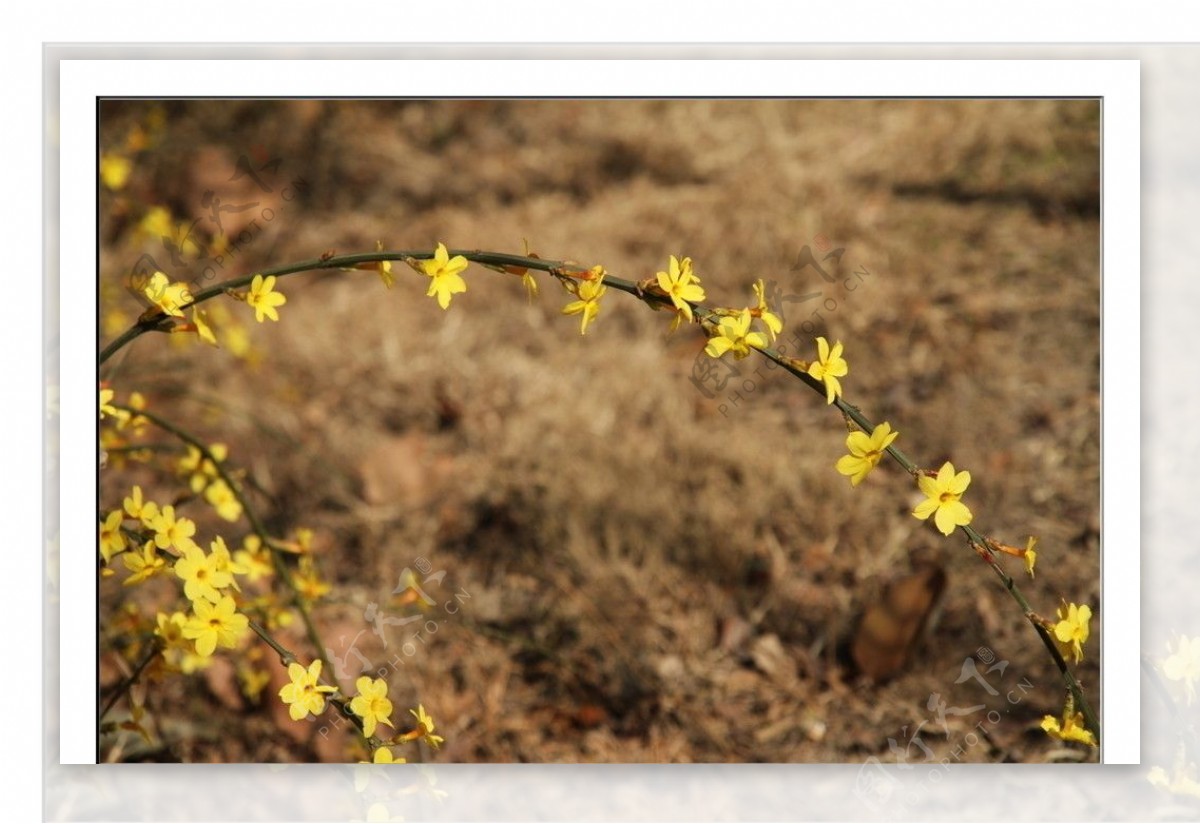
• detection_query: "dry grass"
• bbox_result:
[99,98,1100,763]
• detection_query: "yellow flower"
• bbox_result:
[704,308,765,360]
[143,271,192,318]
[408,704,445,749]
[835,422,898,486]
[100,153,133,191]
[374,240,395,289]
[912,461,973,536]
[179,443,227,494]
[100,387,118,419]
[419,243,469,310]
[751,279,783,341]
[123,485,159,527]
[1024,536,1038,578]
[369,747,404,764]
[1040,710,1097,747]
[208,536,247,591]
[506,238,540,300]
[807,337,848,404]
[1163,635,1200,704]
[234,535,274,583]
[183,595,248,657]
[122,541,166,586]
[99,510,127,564]
[1052,602,1092,665]
[152,505,199,553]
[350,676,394,737]
[174,543,234,604]
[154,611,193,670]
[114,391,148,437]
[278,660,337,721]
[192,308,219,346]
[655,255,706,323]
[561,267,608,335]
[246,274,287,322]
[204,478,243,522]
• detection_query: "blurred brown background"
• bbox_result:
[99,98,1100,763]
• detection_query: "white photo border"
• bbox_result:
[67,58,1137,771]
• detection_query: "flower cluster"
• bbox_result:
[561,266,608,335]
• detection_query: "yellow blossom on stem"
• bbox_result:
[154,611,193,670]
[204,478,243,522]
[278,660,337,721]
[655,255,706,323]
[913,461,974,536]
[123,485,159,527]
[807,337,848,404]
[100,510,127,564]
[1052,602,1092,664]
[100,387,118,419]
[1163,635,1200,704]
[562,267,608,335]
[143,271,193,318]
[234,535,274,583]
[417,243,469,310]
[179,443,227,494]
[192,307,219,346]
[704,308,765,360]
[1040,707,1097,747]
[350,676,395,737]
[208,536,247,591]
[152,505,199,553]
[174,543,234,604]
[114,391,148,437]
[246,274,287,322]
[368,747,404,764]
[374,240,395,289]
[122,541,166,586]
[751,279,783,341]
[835,422,899,486]
[182,595,248,657]
[1024,536,1038,578]
[404,704,445,749]
[505,238,541,300]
